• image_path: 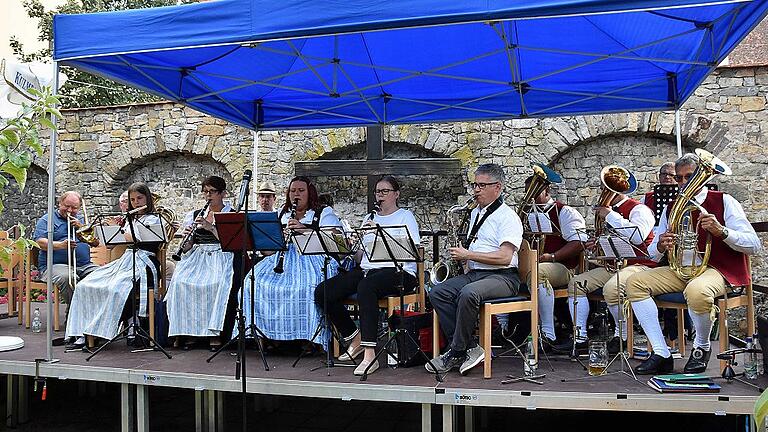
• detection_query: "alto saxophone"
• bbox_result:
[430,198,476,285]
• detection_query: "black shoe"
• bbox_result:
[65,341,85,352]
[607,336,628,355]
[634,353,674,375]
[553,336,587,354]
[683,347,711,373]
[541,336,569,354]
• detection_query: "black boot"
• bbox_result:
[683,347,711,373]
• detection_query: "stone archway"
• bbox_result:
[0,164,48,229]
[108,151,234,220]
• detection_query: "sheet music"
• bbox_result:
[527,212,553,234]
[598,236,636,259]
[134,223,165,242]
[96,225,130,245]
[292,228,351,254]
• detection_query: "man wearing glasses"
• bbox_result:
[627,153,761,374]
[33,191,99,322]
[640,162,677,218]
[426,163,523,375]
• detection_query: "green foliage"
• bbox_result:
[0,87,58,267]
[10,0,196,109]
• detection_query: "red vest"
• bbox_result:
[643,191,656,215]
[666,191,750,286]
[542,201,581,269]
[613,199,656,267]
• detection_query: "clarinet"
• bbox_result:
[274,198,298,273]
[369,200,382,222]
[171,199,211,261]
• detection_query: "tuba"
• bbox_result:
[430,197,476,285]
[667,149,731,280]
[594,165,636,237]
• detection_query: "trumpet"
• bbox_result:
[171,200,211,261]
[274,198,298,273]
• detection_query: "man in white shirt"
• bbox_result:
[256,181,277,212]
[563,166,657,356]
[426,164,523,375]
[627,153,761,374]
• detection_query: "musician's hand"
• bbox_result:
[55,240,77,250]
[541,253,556,263]
[584,239,596,250]
[448,246,470,261]
[182,225,194,237]
[595,206,612,219]
[68,217,83,229]
[198,217,215,232]
[657,231,676,253]
[699,214,724,236]
[363,220,377,228]
[287,218,305,230]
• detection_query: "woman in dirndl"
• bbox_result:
[65,182,162,350]
[237,176,341,349]
[165,176,237,351]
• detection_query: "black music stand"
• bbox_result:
[87,213,172,361]
[290,226,357,374]
[354,225,439,382]
[208,211,285,373]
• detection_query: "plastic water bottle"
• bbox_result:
[753,334,764,375]
[524,335,538,377]
[744,336,758,380]
[31,308,42,333]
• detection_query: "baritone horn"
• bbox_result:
[667,149,731,280]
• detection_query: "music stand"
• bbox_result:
[354,224,439,382]
[87,212,172,361]
[290,226,357,374]
[208,211,285,372]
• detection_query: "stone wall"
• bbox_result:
[3,66,766,323]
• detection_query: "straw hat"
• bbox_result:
[256,181,277,195]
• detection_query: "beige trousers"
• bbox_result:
[537,262,574,289]
[567,265,650,305]
[625,266,726,315]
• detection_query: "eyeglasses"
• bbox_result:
[375,188,395,195]
[659,172,676,178]
[470,181,500,190]
[674,174,692,182]
[202,189,221,195]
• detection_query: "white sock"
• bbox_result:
[631,298,670,357]
[568,296,589,341]
[538,283,556,340]
[689,311,712,351]
[607,304,627,340]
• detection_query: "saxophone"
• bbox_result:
[667,149,731,280]
[429,198,476,285]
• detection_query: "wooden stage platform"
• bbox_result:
[1,303,765,431]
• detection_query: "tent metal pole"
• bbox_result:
[251,129,259,192]
[675,109,683,157]
[45,61,60,363]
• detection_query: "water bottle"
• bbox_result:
[31,308,42,333]
[524,335,538,377]
[744,336,758,380]
[753,333,764,375]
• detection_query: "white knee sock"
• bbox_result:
[568,296,589,341]
[689,311,712,351]
[631,298,670,357]
[607,304,627,340]
[538,283,556,340]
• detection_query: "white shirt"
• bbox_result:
[603,197,655,246]
[359,208,421,276]
[466,201,523,270]
[181,203,234,230]
[649,188,761,262]
[540,199,589,243]
[282,206,341,228]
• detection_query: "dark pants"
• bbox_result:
[220,251,245,342]
[429,268,520,352]
[315,267,417,346]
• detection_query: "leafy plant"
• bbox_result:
[0,86,60,267]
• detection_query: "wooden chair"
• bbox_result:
[0,231,24,320]
[22,248,63,331]
[431,239,539,379]
[334,247,426,356]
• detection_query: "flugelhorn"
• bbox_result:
[274,198,298,273]
[667,149,731,280]
[171,200,211,261]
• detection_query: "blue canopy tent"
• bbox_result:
[41,0,768,360]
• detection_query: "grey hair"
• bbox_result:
[58,191,82,204]
[658,161,675,174]
[675,153,699,170]
[475,163,505,184]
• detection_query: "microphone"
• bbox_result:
[235,169,253,212]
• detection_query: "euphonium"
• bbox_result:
[667,149,731,280]
[594,165,635,237]
[430,197,476,285]
[516,163,562,220]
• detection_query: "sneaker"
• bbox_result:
[424,349,467,374]
[459,346,485,375]
[338,344,364,362]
